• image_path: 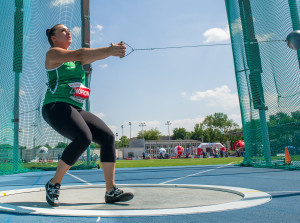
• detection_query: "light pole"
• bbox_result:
[32,122,38,149]
[116,133,118,141]
[129,122,132,148]
[32,122,38,160]
[165,121,171,151]
[139,122,146,141]
[121,125,124,147]
[129,122,131,140]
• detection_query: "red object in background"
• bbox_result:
[197,148,203,155]
[192,147,197,154]
[233,140,245,150]
[175,146,184,155]
[220,147,226,152]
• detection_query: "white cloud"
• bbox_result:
[51,0,74,7]
[95,113,105,119]
[144,120,160,128]
[257,33,274,42]
[203,27,230,43]
[170,117,204,132]
[228,113,242,126]
[118,117,205,137]
[130,120,161,129]
[189,85,239,111]
[95,25,103,31]
[71,26,81,38]
[99,64,108,69]
[230,18,242,36]
[90,24,104,46]
[117,120,161,137]
[91,24,104,32]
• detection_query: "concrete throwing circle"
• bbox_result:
[0,184,271,217]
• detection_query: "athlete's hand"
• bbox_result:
[109,42,126,58]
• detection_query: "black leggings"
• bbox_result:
[42,102,115,165]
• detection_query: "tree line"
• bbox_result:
[119,112,243,148]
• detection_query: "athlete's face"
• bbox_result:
[51,25,72,47]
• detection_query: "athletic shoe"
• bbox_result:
[45,179,61,207]
[105,186,134,203]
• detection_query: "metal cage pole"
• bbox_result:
[12,0,24,171]
[81,0,91,166]
[237,0,271,165]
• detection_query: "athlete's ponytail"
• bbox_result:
[46,24,63,47]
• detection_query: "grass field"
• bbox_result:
[17,157,245,170]
[114,157,244,168]
[2,156,300,174]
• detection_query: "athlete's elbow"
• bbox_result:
[77,48,87,64]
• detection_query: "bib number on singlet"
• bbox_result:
[69,82,90,103]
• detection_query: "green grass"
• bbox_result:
[3,156,300,174]
[115,157,244,168]
[22,161,94,170]
[18,158,244,170]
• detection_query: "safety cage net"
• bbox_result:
[0,0,96,175]
[225,0,300,169]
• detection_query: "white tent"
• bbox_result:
[159,148,166,154]
[197,143,225,153]
[37,146,48,159]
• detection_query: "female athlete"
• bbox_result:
[43,24,133,206]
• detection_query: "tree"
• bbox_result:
[268,112,294,126]
[172,128,188,140]
[90,142,100,148]
[119,136,130,147]
[201,112,240,142]
[137,128,161,140]
[43,144,52,149]
[203,112,238,133]
[267,112,299,152]
[291,111,300,121]
[19,145,26,150]
[202,128,221,142]
[190,123,204,140]
[197,112,241,144]
[55,142,68,149]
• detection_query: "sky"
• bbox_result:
[87,0,240,139]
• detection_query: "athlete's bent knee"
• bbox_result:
[105,131,115,146]
[78,132,92,148]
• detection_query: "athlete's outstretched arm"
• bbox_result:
[46,42,126,67]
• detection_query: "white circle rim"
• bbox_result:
[0,184,271,217]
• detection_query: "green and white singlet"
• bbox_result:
[43,61,90,109]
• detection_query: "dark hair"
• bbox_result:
[46,24,63,47]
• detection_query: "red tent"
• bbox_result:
[174,146,184,155]
[233,140,245,150]
[197,148,203,155]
